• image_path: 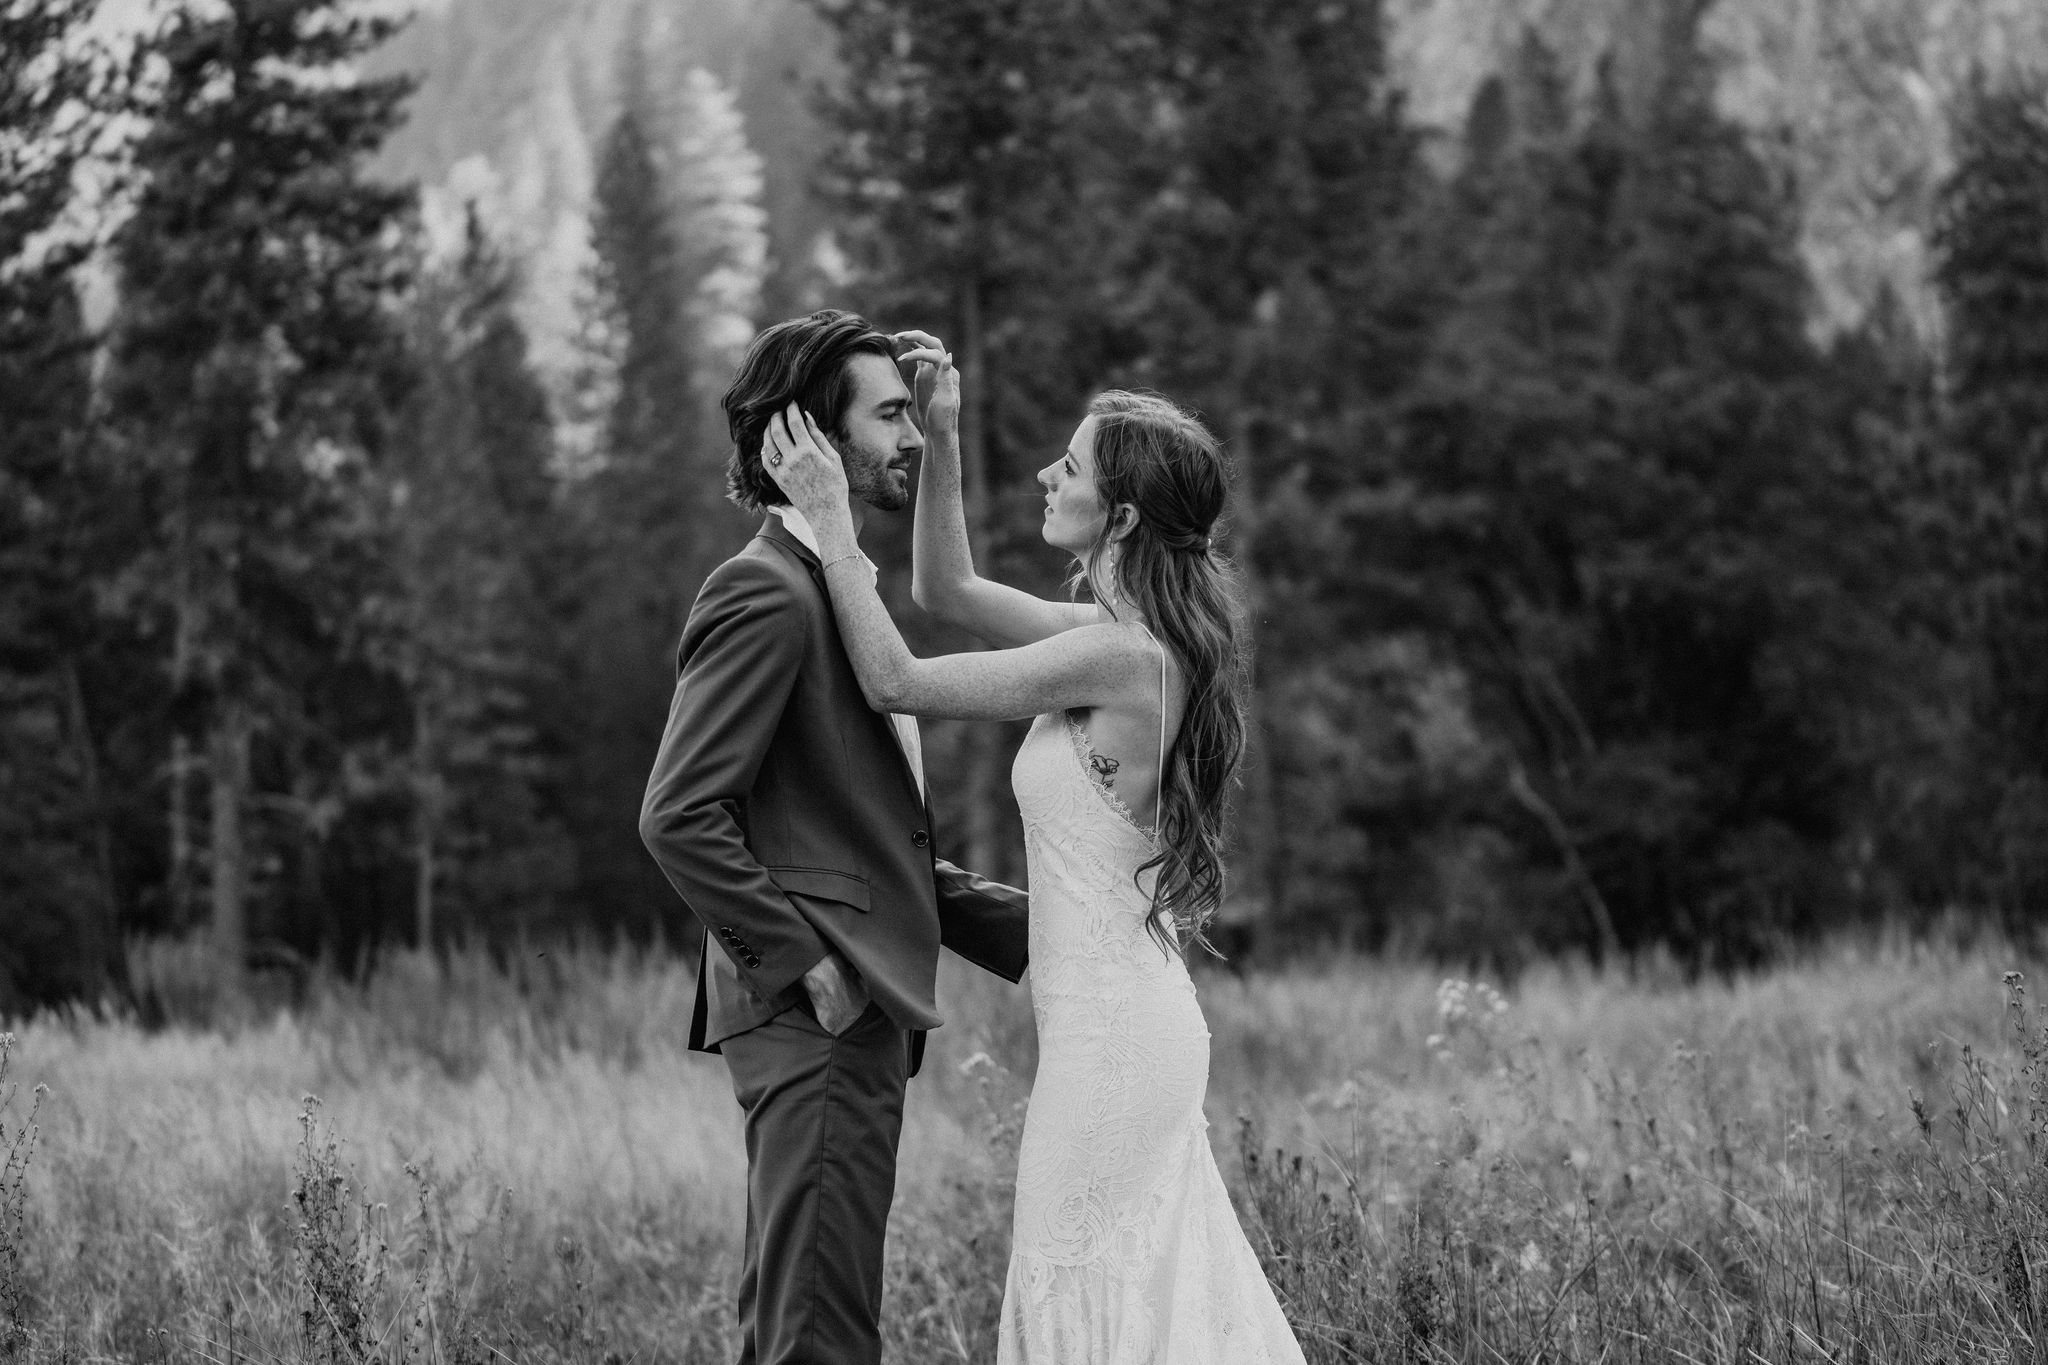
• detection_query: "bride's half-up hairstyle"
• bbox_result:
[1072,391,1250,956]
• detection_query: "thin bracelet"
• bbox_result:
[820,551,866,573]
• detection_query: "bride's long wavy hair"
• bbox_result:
[1069,391,1249,956]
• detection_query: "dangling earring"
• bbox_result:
[1103,541,1121,608]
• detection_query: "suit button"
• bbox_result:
[911,829,930,848]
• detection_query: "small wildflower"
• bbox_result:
[1435,978,1509,1029]
[1431,979,1510,1061]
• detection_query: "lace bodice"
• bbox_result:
[1014,711,1191,1006]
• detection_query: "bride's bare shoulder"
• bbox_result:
[1056,620,1166,679]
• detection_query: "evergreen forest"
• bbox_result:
[3,0,2046,1013]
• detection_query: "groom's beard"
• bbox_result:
[843,431,913,512]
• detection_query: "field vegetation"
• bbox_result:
[0,932,2042,1363]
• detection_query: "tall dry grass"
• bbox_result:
[1216,947,2048,1362]
[0,932,2040,1363]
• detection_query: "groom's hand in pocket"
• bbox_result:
[802,949,871,1035]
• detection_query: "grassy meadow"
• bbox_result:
[0,932,2043,1364]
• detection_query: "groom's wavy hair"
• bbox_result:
[1070,391,1250,958]
[723,309,897,513]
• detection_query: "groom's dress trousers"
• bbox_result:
[640,516,1029,1365]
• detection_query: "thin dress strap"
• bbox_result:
[1140,623,1167,822]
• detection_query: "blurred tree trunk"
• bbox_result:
[62,659,119,992]
[169,504,194,927]
[208,702,249,984]
[412,701,437,948]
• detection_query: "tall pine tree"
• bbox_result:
[102,0,415,979]
[556,60,762,935]
[0,0,121,1006]
[1386,6,1879,960]
[377,214,577,946]
[1933,74,2048,927]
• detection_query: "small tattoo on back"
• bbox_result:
[1089,752,1120,787]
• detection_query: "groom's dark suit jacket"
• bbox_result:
[639,516,1028,1074]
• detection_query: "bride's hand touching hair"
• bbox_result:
[892,331,958,438]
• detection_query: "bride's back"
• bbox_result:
[1059,622,1183,835]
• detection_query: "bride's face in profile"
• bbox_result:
[1037,416,1110,561]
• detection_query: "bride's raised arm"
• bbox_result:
[762,403,1154,722]
[895,334,1098,649]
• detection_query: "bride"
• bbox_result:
[760,334,1306,1364]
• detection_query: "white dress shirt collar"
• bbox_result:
[769,505,876,579]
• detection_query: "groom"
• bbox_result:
[639,309,1029,1365]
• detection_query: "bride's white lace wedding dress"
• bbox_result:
[997,636,1307,1364]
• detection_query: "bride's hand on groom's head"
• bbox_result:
[762,402,848,513]
[892,329,947,375]
[892,330,958,437]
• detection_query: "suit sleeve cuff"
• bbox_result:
[726,930,830,1001]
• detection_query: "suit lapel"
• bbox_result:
[759,515,822,581]
[757,515,927,804]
